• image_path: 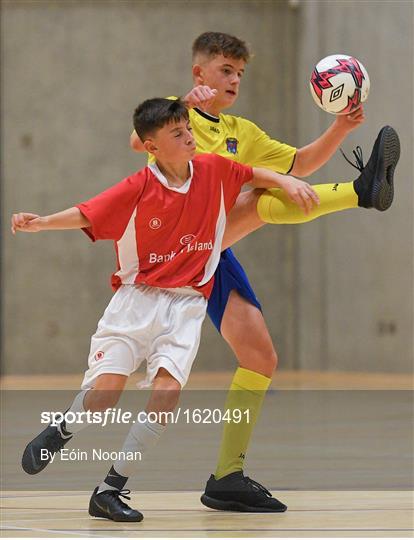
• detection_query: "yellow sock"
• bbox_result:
[215,367,271,480]
[257,181,358,224]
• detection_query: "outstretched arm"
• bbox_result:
[291,106,365,177]
[11,207,90,234]
[249,168,320,215]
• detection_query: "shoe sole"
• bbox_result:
[89,510,143,522]
[21,443,48,475]
[372,126,400,211]
[200,494,287,513]
[89,505,144,522]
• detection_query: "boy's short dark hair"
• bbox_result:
[133,98,189,142]
[192,32,251,63]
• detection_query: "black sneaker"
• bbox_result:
[200,471,287,513]
[345,125,400,211]
[21,424,72,475]
[89,487,143,522]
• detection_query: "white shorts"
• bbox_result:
[81,285,207,390]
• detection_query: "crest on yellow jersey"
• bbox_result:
[226,137,238,154]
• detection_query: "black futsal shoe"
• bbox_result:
[89,487,143,522]
[200,471,287,513]
[21,424,72,475]
[345,125,400,211]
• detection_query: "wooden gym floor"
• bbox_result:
[1,371,413,538]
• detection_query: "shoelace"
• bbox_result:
[244,476,272,498]
[340,145,364,172]
[108,489,132,508]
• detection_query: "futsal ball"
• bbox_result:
[310,54,370,115]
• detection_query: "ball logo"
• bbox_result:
[95,351,104,361]
[180,234,195,246]
[330,84,344,102]
[149,217,161,230]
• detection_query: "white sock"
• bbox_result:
[98,413,165,493]
[59,389,89,435]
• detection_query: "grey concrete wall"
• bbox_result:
[2,0,298,374]
[295,0,413,372]
[2,0,412,375]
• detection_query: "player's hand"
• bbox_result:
[334,105,366,133]
[279,177,320,215]
[11,213,43,234]
[183,85,218,111]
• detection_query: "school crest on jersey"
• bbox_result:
[226,137,238,154]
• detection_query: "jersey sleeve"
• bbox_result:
[240,118,297,173]
[76,173,144,241]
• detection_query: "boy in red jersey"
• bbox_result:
[13,98,319,521]
[130,33,400,513]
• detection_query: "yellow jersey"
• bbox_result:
[149,97,296,173]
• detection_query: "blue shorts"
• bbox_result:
[207,248,262,332]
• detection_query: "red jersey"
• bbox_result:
[77,153,253,298]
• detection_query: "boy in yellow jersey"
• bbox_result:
[130,32,400,513]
